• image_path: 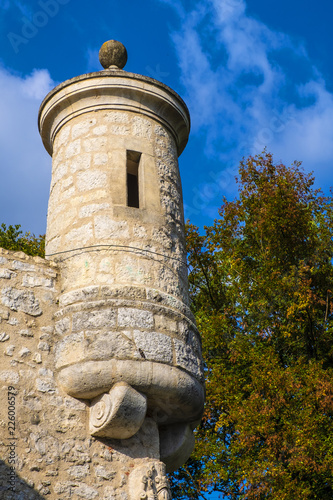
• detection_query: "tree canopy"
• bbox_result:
[170,151,333,499]
[0,223,45,258]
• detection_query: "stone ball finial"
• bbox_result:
[99,40,128,70]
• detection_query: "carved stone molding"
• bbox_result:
[128,462,171,500]
[89,381,147,439]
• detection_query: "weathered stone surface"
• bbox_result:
[160,423,195,473]
[94,216,129,240]
[72,309,116,331]
[133,330,172,363]
[55,332,87,368]
[65,138,81,158]
[77,169,107,191]
[55,317,70,336]
[1,286,42,316]
[87,331,134,360]
[10,260,35,272]
[68,464,90,479]
[65,222,93,245]
[89,382,147,439]
[72,118,97,139]
[20,328,34,337]
[101,285,146,300]
[118,308,154,329]
[0,268,16,279]
[79,203,110,218]
[22,275,54,289]
[70,153,91,173]
[0,369,19,383]
[18,346,31,358]
[173,338,204,381]
[59,286,99,307]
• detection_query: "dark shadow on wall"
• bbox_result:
[0,460,46,500]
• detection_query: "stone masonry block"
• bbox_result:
[79,203,110,219]
[1,286,42,316]
[72,309,116,331]
[59,286,99,307]
[83,136,107,152]
[154,315,178,333]
[87,331,134,360]
[77,170,107,192]
[109,124,130,135]
[55,317,71,336]
[132,116,152,138]
[70,153,92,173]
[93,125,107,136]
[55,332,87,368]
[133,330,172,363]
[65,139,81,158]
[93,152,108,165]
[51,162,68,186]
[10,260,35,272]
[173,338,204,382]
[55,124,70,147]
[72,118,97,139]
[68,464,90,479]
[65,222,93,245]
[0,269,16,279]
[22,275,54,289]
[94,216,129,239]
[101,285,146,300]
[118,308,154,329]
[104,111,130,123]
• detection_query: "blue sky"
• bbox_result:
[1,0,333,238]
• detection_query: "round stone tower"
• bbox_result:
[39,40,204,496]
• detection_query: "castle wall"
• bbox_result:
[0,248,166,499]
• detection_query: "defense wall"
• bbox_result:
[0,248,165,500]
[0,248,185,499]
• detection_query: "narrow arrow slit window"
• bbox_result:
[127,150,141,208]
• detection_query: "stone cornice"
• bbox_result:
[38,69,190,156]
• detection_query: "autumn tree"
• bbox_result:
[170,152,333,499]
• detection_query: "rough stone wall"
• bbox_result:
[46,110,188,302]
[45,109,203,400]
[0,248,172,499]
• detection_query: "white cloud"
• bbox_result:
[270,80,333,178]
[0,66,53,234]
[20,68,54,99]
[158,0,333,202]
[167,0,292,161]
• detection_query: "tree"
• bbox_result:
[0,223,45,257]
[170,151,333,499]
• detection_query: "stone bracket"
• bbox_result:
[159,423,195,473]
[89,381,147,439]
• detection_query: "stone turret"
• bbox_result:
[0,40,204,500]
